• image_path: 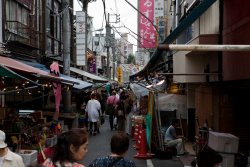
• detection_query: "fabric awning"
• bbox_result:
[20,61,93,90]
[0,56,78,85]
[70,67,108,83]
[0,64,40,85]
[0,64,24,79]
[60,75,92,90]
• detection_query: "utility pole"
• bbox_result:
[62,0,71,112]
[106,13,120,80]
[111,32,115,80]
[63,0,70,76]
[82,0,88,72]
[106,13,111,80]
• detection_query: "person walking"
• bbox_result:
[85,93,101,135]
[100,89,108,115]
[88,132,136,167]
[106,91,119,130]
[116,90,128,131]
[0,130,25,167]
[43,128,88,167]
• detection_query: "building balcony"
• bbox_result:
[5,21,39,49]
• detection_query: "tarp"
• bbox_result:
[70,66,108,83]
[21,61,92,90]
[129,83,149,98]
[0,56,77,85]
[158,93,187,119]
[0,64,39,85]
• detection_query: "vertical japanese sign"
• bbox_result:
[88,56,96,73]
[117,66,123,83]
[138,0,156,48]
[154,0,165,43]
[154,0,164,24]
[156,17,167,44]
[76,11,86,66]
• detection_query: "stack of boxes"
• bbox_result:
[208,131,239,167]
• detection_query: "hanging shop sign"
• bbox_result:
[76,11,86,66]
[138,0,156,48]
[117,66,123,83]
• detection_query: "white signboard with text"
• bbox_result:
[76,11,86,66]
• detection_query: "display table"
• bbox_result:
[42,111,78,129]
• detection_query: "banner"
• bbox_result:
[50,61,61,120]
[117,66,123,83]
[138,0,156,48]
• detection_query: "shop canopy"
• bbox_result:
[20,61,93,90]
[0,56,78,85]
[70,67,108,83]
[0,64,39,85]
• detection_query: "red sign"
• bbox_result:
[138,0,156,48]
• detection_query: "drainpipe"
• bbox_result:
[175,0,181,43]
[158,44,250,51]
[218,0,223,81]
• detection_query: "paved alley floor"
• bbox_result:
[81,116,194,167]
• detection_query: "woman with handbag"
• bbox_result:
[116,100,126,131]
[106,91,119,130]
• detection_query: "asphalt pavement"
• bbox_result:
[81,115,185,167]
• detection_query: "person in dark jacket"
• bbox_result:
[88,132,136,167]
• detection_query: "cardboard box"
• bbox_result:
[18,150,38,166]
[208,131,239,153]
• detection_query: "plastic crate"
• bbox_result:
[18,149,38,166]
[46,135,57,147]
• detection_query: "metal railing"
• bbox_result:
[5,21,39,48]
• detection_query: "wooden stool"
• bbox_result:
[163,145,177,156]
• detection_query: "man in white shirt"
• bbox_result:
[164,119,185,155]
[0,130,25,167]
[85,93,101,135]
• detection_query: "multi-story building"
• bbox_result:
[119,33,134,63]
[132,0,250,153]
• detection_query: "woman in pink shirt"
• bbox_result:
[106,91,119,130]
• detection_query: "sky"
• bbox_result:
[73,0,138,53]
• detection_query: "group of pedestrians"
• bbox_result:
[0,128,136,167]
[78,86,134,136]
[42,129,136,167]
[106,89,134,133]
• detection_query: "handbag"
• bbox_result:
[117,109,124,116]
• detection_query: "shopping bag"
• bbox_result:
[100,115,105,125]
[117,109,124,116]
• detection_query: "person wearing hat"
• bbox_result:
[0,130,25,167]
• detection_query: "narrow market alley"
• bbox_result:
[81,115,191,167]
